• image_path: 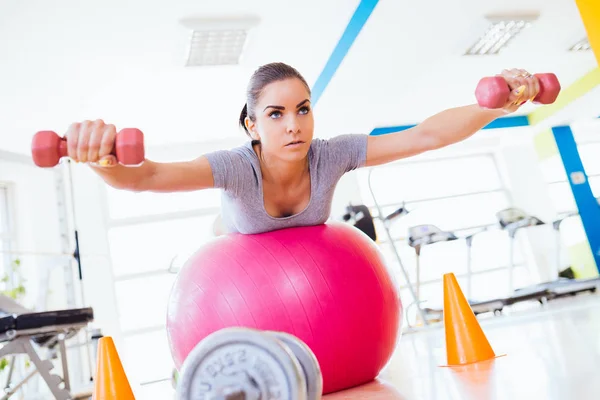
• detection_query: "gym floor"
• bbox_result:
[325,294,600,400]
[151,293,599,399]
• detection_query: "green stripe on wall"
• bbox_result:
[533,129,559,160]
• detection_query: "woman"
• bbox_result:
[67,62,539,234]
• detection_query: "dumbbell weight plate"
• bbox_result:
[267,331,323,400]
[177,327,308,400]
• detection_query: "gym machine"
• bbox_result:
[0,295,95,400]
[405,221,534,322]
[496,207,546,293]
[505,206,600,300]
[0,129,122,398]
[406,224,457,323]
[341,204,377,242]
[421,206,600,320]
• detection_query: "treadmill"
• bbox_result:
[503,207,600,300]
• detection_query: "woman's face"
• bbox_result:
[245,78,314,162]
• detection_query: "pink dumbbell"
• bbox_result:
[475,73,561,109]
[31,128,145,168]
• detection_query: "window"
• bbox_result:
[105,187,220,387]
[0,187,7,232]
[580,143,600,198]
[114,273,177,333]
[108,215,218,278]
[121,328,174,385]
[546,182,577,213]
[579,142,600,176]
[539,155,568,183]
[541,141,600,211]
[590,176,600,198]
[362,154,504,206]
[356,154,521,322]
[105,185,221,220]
[538,140,600,277]
[0,186,12,278]
[371,191,510,239]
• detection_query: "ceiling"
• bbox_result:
[0,0,597,156]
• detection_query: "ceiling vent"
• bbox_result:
[179,15,260,67]
[569,37,591,52]
[464,13,538,56]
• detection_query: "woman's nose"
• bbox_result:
[287,116,300,133]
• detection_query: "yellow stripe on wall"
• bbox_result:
[568,241,599,279]
[576,0,600,66]
[533,129,559,161]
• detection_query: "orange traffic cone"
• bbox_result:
[442,273,499,366]
[94,336,136,399]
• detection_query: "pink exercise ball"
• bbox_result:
[166,222,402,394]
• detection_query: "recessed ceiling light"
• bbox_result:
[465,13,538,56]
[179,15,260,67]
[569,37,591,52]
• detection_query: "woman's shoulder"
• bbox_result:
[204,141,260,193]
[206,141,258,164]
[309,134,368,157]
[310,133,368,149]
[309,133,368,172]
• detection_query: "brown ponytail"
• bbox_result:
[239,103,249,134]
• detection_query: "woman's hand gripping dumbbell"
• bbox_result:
[475,69,561,111]
[31,120,145,168]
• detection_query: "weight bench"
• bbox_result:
[0,300,94,400]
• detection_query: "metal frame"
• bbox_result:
[0,185,16,285]
[0,322,89,400]
[55,161,92,386]
[367,167,428,325]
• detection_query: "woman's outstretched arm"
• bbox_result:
[364,69,539,167]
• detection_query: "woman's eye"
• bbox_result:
[299,106,310,115]
[269,111,282,119]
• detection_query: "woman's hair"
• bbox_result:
[239,62,311,144]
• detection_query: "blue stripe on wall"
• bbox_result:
[483,115,530,129]
[311,0,379,106]
[370,125,415,136]
[552,125,600,274]
[369,115,530,135]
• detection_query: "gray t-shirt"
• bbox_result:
[204,133,368,234]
